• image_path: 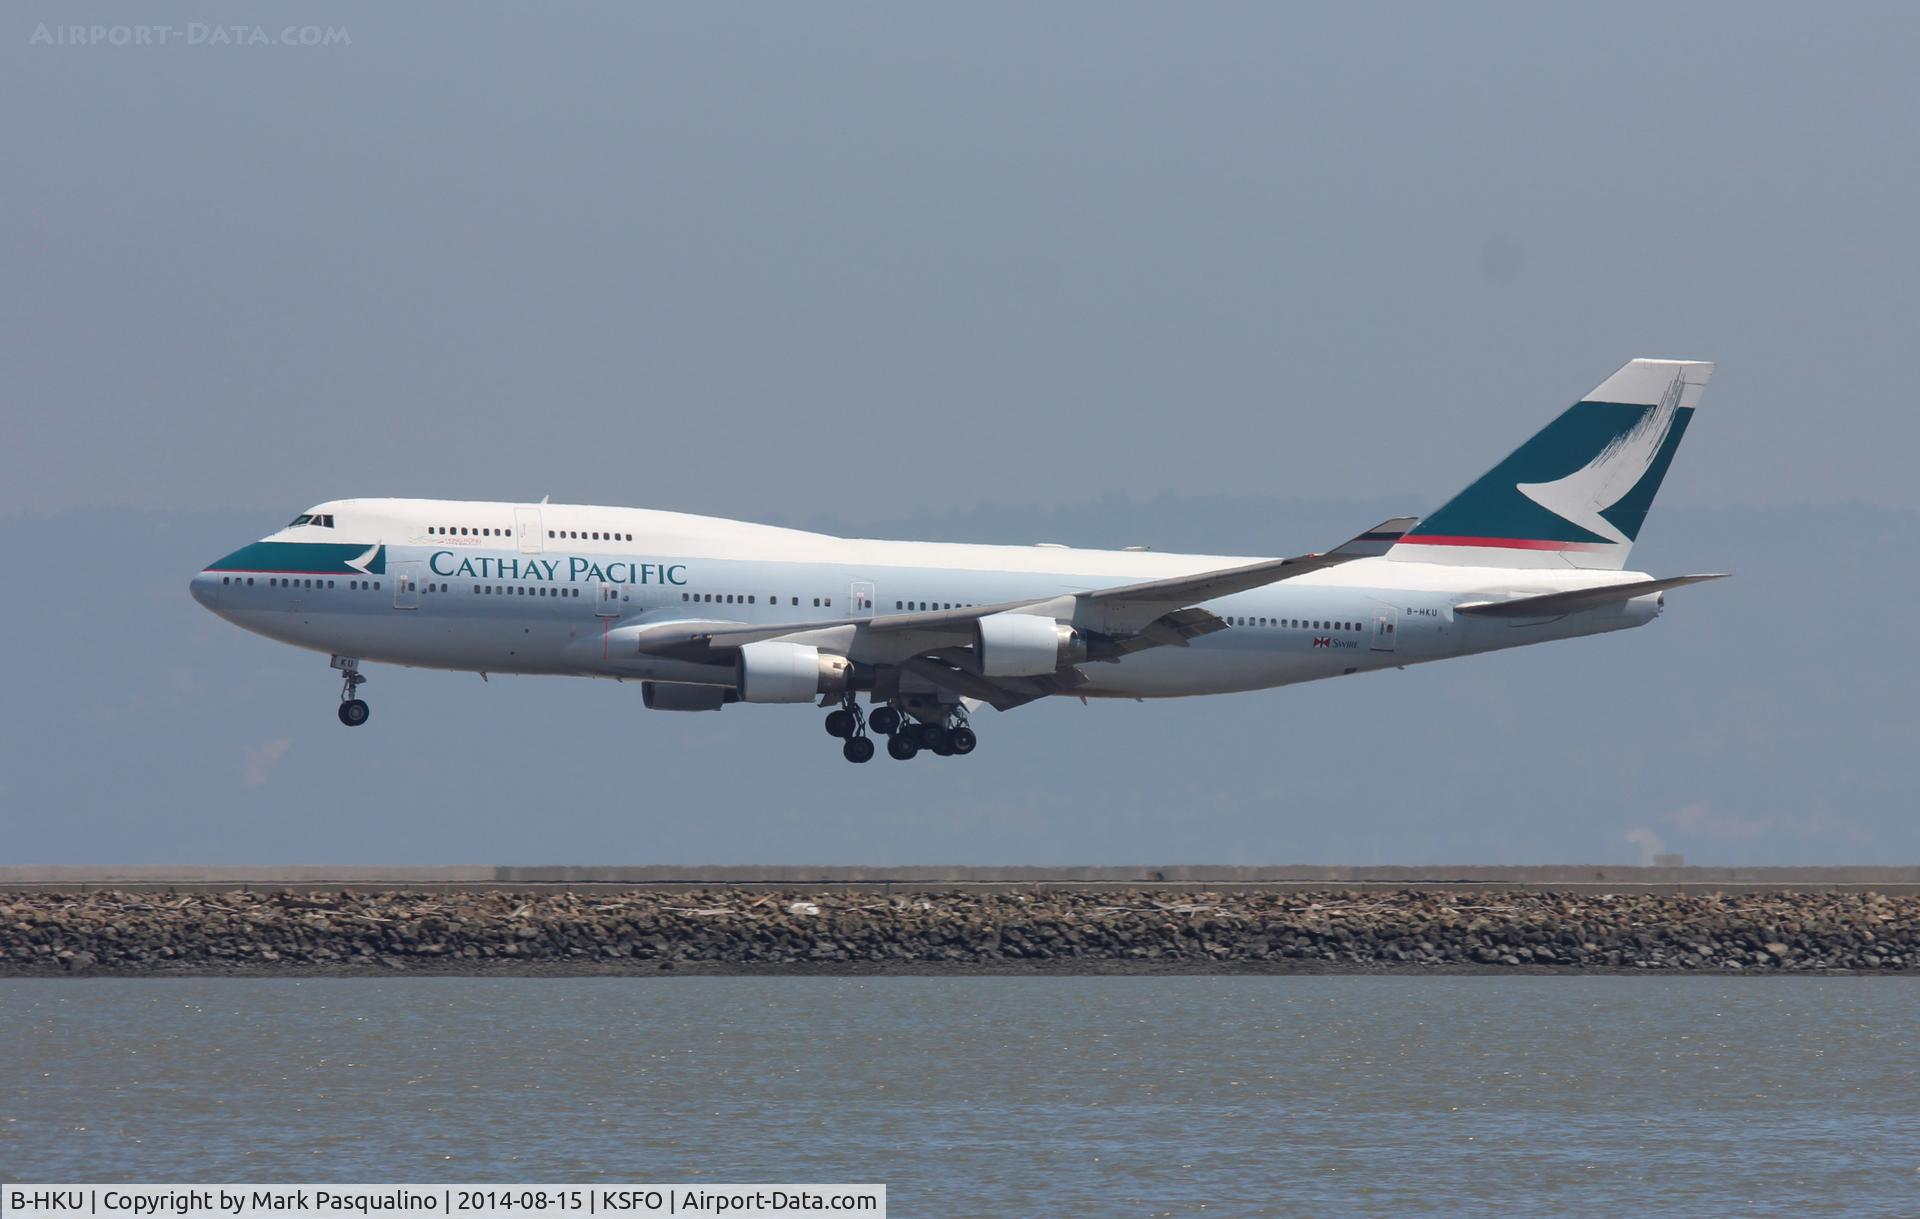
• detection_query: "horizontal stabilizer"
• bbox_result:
[1456,574,1728,618]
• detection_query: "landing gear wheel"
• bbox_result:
[923,725,954,756]
[949,725,977,755]
[869,705,902,736]
[886,733,919,761]
[824,708,856,738]
[333,658,369,727]
[842,735,876,764]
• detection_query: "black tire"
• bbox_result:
[824,708,855,738]
[869,706,901,736]
[338,699,370,727]
[886,733,919,761]
[924,726,953,756]
[950,726,977,755]
[843,735,875,764]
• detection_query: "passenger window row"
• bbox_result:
[548,529,635,542]
[895,601,974,612]
[218,576,382,591]
[680,594,833,608]
[427,525,638,542]
[1229,616,1363,630]
[474,585,582,597]
[262,577,337,589]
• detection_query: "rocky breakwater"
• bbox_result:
[3,889,1918,975]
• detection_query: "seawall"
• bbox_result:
[5,887,1917,976]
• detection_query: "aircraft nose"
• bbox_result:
[189,568,222,611]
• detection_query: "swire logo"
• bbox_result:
[1312,636,1332,648]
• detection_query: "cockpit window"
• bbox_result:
[288,514,313,527]
[286,513,335,528]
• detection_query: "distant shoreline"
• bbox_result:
[10,863,1920,894]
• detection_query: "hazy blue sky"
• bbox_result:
[3,4,1914,865]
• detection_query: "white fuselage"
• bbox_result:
[190,498,1664,701]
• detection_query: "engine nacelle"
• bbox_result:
[641,681,732,712]
[735,641,852,703]
[974,612,1087,677]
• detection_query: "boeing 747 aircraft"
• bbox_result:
[191,358,1722,763]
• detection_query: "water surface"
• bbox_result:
[2,977,1916,1216]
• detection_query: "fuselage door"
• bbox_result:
[515,507,544,554]
[1371,606,1397,652]
[850,579,875,619]
[393,562,421,610]
[595,581,622,618]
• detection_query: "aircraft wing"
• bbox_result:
[1455,573,1728,618]
[1071,516,1417,634]
[627,517,1419,688]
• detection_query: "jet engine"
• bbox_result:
[641,681,733,712]
[974,612,1087,677]
[735,640,852,703]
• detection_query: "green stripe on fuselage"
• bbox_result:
[207,541,385,575]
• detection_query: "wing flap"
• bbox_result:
[896,656,1068,711]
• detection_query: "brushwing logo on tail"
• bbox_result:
[1513,368,1685,546]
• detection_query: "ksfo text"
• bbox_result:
[597,1193,865,1213]
[457,1195,864,1213]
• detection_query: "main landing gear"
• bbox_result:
[332,656,370,727]
[874,702,977,762]
[826,696,981,763]
[823,697,875,763]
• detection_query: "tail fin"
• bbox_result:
[1388,358,1713,570]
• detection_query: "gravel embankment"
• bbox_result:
[4,889,1917,976]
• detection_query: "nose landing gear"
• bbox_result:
[332,656,369,727]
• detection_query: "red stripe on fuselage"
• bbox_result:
[1400,535,1610,551]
